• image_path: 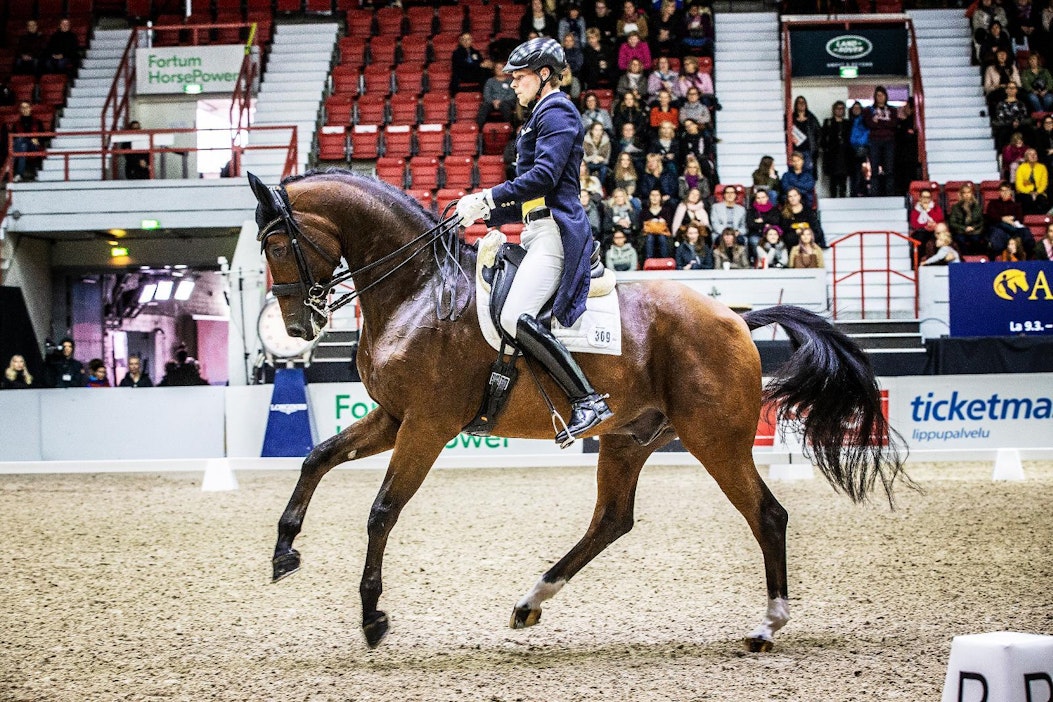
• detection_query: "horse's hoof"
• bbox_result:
[509,605,542,629]
[272,550,301,583]
[363,612,389,648]
[745,636,774,653]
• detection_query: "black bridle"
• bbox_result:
[256,183,464,319]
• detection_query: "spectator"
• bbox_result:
[752,155,781,200]
[671,186,709,233]
[972,0,1009,63]
[675,223,713,270]
[1008,0,1036,45]
[996,235,1027,261]
[641,187,676,259]
[677,154,711,204]
[820,100,852,198]
[979,20,1013,65]
[983,48,1022,114]
[648,90,678,128]
[780,186,825,248]
[451,33,493,92]
[579,161,605,200]
[680,3,714,57]
[709,185,747,243]
[45,337,86,388]
[605,227,639,270]
[558,3,587,47]
[612,89,647,138]
[992,82,1032,151]
[612,151,640,199]
[854,158,876,197]
[1015,147,1050,214]
[10,102,45,182]
[583,121,612,185]
[677,86,711,130]
[43,18,80,75]
[647,119,680,171]
[1033,114,1053,169]
[756,225,789,268]
[638,152,678,202]
[588,0,619,46]
[713,227,750,269]
[519,0,558,40]
[581,27,616,89]
[86,359,110,388]
[2,355,34,390]
[788,95,821,176]
[558,64,581,101]
[605,186,640,238]
[158,345,209,386]
[13,20,45,76]
[613,121,647,173]
[561,32,584,76]
[674,56,715,107]
[1003,131,1029,180]
[909,187,946,257]
[1021,52,1053,112]
[920,223,962,265]
[617,30,652,72]
[650,0,681,58]
[478,62,517,127]
[863,86,897,196]
[677,118,708,170]
[580,189,604,240]
[985,180,1031,256]
[848,100,869,197]
[746,186,781,254]
[616,1,649,41]
[118,120,150,180]
[780,151,816,208]
[895,99,920,194]
[615,57,647,104]
[119,354,153,387]
[1033,220,1053,259]
[788,227,825,268]
[580,91,614,135]
[0,78,14,107]
[948,182,986,254]
[647,56,678,104]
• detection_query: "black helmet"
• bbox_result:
[503,37,567,77]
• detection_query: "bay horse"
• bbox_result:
[248,169,907,652]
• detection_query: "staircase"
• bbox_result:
[37,28,131,182]
[240,22,339,183]
[910,8,998,184]
[714,12,785,186]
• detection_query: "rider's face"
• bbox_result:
[511,69,542,106]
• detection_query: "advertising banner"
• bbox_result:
[262,368,314,457]
[789,25,908,77]
[136,45,246,94]
[949,261,1053,337]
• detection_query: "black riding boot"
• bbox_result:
[515,313,613,446]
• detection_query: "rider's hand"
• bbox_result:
[455,189,494,226]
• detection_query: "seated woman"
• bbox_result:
[646,56,679,106]
[582,120,612,186]
[780,151,816,208]
[751,155,781,200]
[674,56,715,105]
[604,187,640,241]
[677,154,712,204]
[640,188,676,261]
[647,119,681,174]
[648,89,679,130]
[604,227,639,271]
[712,227,750,269]
[579,92,614,135]
[788,227,825,268]
[1021,52,1053,113]
[948,181,986,254]
[920,223,962,265]
[746,186,781,256]
[611,152,639,201]
[756,224,789,268]
[671,186,710,234]
[1014,147,1049,215]
[779,187,825,248]
[909,187,945,257]
[1002,131,1028,181]
[675,223,713,270]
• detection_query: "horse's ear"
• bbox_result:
[247,171,271,206]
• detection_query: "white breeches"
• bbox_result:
[499,217,564,338]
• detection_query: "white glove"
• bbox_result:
[455,189,494,226]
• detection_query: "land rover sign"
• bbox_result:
[789,25,907,77]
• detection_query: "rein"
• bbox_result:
[257,183,466,319]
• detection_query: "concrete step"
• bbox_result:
[925,85,983,98]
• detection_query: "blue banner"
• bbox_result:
[949,261,1053,337]
[262,367,315,457]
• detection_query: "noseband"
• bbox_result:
[257,183,463,318]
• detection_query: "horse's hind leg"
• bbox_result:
[273,407,400,582]
[510,432,663,629]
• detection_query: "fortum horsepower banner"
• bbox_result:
[136,45,246,94]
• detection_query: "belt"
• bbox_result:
[524,206,552,224]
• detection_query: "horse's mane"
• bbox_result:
[282,168,439,230]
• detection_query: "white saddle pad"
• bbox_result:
[475,230,622,356]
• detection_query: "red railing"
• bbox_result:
[829,230,920,320]
[780,15,928,179]
[3,125,298,182]
[230,22,259,147]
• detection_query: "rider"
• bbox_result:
[456,37,613,446]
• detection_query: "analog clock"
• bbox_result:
[256,297,319,359]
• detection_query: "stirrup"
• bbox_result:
[554,393,613,447]
[551,410,575,449]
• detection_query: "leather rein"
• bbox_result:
[256,183,465,319]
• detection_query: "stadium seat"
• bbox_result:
[339,36,367,66]
[383,124,413,158]
[398,40,428,67]
[476,155,505,187]
[415,123,446,156]
[979,180,1002,208]
[453,91,483,122]
[429,35,459,64]
[375,156,407,188]
[405,6,436,36]
[698,56,713,74]
[394,63,425,95]
[388,94,419,125]
[943,180,973,210]
[468,13,495,41]
[961,255,989,263]
[362,64,393,95]
[424,65,452,93]
[31,104,55,131]
[345,9,374,37]
[592,88,615,111]
[349,124,380,159]
[324,95,354,125]
[436,5,466,34]
[406,188,435,214]
[375,7,404,36]
[443,155,474,189]
[331,65,361,96]
[481,122,512,155]
[354,95,386,126]
[409,155,441,190]
[276,0,302,14]
[10,75,35,104]
[38,74,67,107]
[305,0,334,13]
[642,258,676,270]
[463,223,489,245]
[215,0,243,16]
[436,188,468,213]
[1023,214,1050,241]
[368,36,398,67]
[420,94,451,124]
[499,222,523,244]
[317,126,348,161]
[213,16,244,44]
[715,183,747,206]
[448,122,479,156]
[909,180,941,207]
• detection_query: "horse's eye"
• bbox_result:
[269,244,287,258]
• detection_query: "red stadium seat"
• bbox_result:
[393,64,425,95]
[463,223,489,244]
[453,91,482,122]
[362,64,393,95]
[943,180,973,210]
[345,9,374,37]
[31,104,55,131]
[715,183,747,206]
[383,124,413,158]
[642,257,676,270]
[38,74,68,107]
[339,36,367,66]
[354,95,386,126]
[476,155,505,187]
[276,0,302,14]
[409,155,441,190]
[909,180,941,207]
[468,13,495,41]
[375,156,407,188]
[979,179,1002,208]
[324,95,354,125]
[698,56,713,74]
[398,41,428,68]
[389,95,419,125]
[375,7,405,36]
[215,0,243,15]
[415,123,447,156]
[436,5,465,34]
[406,188,435,214]
[9,75,35,104]
[1023,214,1051,241]
[368,36,398,67]
[448,122,479,156]
[591,89,615,111]
[420,94,451,124]
[317,126,348,161]
[424,64,452,94]
[442,155,474,189]
[961,255,989,263]
[331,65,361,96]
[405,6,436,36]
[349,124,380,159]
[436,188,468,213]
[481,122,512,155]
[430,35,459,63]
[214,15,245,44]
[305,0,334,13]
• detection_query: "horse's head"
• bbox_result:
[248,172,342,341]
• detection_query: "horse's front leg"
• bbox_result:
[360,420,452,648]
[273,407,400,582]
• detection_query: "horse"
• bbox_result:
[247,169,907,652]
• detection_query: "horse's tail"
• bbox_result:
[742,305,910,505]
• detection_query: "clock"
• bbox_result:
[256,297,320,360]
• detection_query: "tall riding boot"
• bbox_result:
[516,313,613,446]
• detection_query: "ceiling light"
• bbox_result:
[155,280,174,301]
[138,283,157,304]
[174,280,195,301]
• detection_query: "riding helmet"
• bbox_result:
[503,37,567,77]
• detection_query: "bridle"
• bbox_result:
[256,183,464,319]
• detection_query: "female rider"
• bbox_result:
[455,37,613,446]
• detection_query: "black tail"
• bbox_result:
[742,305,910,505]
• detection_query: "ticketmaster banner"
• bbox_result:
[136,45,245,94]
[949,261,1053,337]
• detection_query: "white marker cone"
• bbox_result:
[991,449,1025,482]
[202,458,238,492]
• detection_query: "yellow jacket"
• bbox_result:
[1015,161,1048,195]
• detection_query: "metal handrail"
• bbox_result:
[829,229,920,320]
[905,17,929,180]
